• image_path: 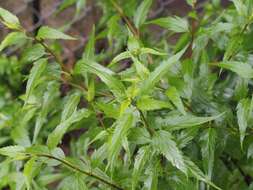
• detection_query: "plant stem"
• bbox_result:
[110,0,139,37]
[138,108,155,136]
[36,154,125,190]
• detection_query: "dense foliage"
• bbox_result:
[1,0,253,189]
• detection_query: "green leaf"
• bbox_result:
[213,61,253,78]
[22,44,45,63]
[129,52,150,79]
[47,109,91,149]
[82,25,95,60]
[132,146,150,190]
[87,77,95,102]
[139,46,187,95]
[166,86,186,115]
[0,145,25,158]
[0,7,22,30]
[0,32,27,52]
[143,161,159,190]
[108,107,138,168]
[156,113,223,131]
[33,82,59,143]
[61,92,81,122]
[137,96,172,111]
[96,102,119,119]
[146,16,189,33]
[200,128,217,181]
[237,98,251,147]
[37,26,76,40]
[75,59,125,98]
[152,130,187,173]
[24,157,37,190]
[134,0,153,28]
[232,0,247,16]
[25,58,48,103]
[184,157,221,190]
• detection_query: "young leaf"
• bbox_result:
[139,46,187,95]
[134,0,153,28]
[152,130,187,173]
[37,26,76,40]
[0,32,27,52]
[0,7,22,30]
[25,58,48,103]
[166,86,186,115]
[146,16,189,33]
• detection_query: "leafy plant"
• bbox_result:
[1,0,253,189]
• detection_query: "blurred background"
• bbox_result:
[0,0,230,64]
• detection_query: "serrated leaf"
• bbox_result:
[22,44,45,63]
[139,46,187,95]
[0,7,22,30]
[37,26,76,40]
[184,157,221,190]
[156,113,223,131]
[166,86,186,115]
[33,82,59,143]
[213,61,253,78]
[237,98,251,147]
[0,145,25,158]
[132,146,150,190]
[134,0,153,28]
[146,16,189,33]
[152,130,187,173]
[0,32,27,52]
[47,109,91,149]
[61,92,81,122]
[200,128,217,181]
[25,58,47,103]
[137,96,172,111]
[129,52,150,79]
[143,161,159,190]
[108,107,138,168]
[75,59,125,98]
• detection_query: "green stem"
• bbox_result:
[35,154,125,190]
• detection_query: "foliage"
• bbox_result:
[1,0,253,189]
